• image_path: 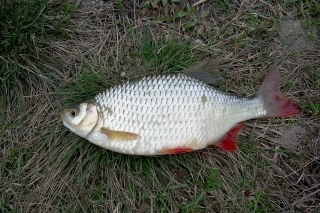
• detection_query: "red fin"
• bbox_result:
[161,147,195,155]
[216,123,246,151]
[258,67,301,117]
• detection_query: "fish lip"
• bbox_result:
[61,121,67,127]
[61,120,72,130]
[59,108,69,120]
[60,110,75,132]
[59,109,65,120]
[61,120,80,136]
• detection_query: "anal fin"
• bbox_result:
[215,123,246,151]
[161,147,195,155]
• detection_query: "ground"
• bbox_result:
[1,0,319,212]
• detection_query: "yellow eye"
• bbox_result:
[69,107,79,117]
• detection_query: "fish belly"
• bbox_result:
[94,74,265,155]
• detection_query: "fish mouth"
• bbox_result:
[62,121,68,128]
[61,120,80,136]
[59,109,68,121]
[62,120,73,131]
[59,109,76,133]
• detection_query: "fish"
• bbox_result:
[60,59,301,155]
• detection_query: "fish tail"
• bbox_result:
[257,67,301,117]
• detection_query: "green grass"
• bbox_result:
[140,38,196,73]
[1,0,320,212]
[59,62,119,107]
[298,0,320,40]
[0,0,74,104]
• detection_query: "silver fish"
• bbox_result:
[60,59,301,155]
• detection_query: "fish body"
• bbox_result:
[60,61,301,155]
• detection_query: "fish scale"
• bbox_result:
[60,62,301,156]
[92,73,264,155]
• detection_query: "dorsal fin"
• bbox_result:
[181,58,224,85]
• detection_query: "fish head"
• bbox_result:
[60,102,98,138]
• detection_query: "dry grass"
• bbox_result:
[1,0,319,212]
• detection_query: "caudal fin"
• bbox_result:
[257,67,301,117]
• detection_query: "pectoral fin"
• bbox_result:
[181,57,224,85]
[101,128,140,141]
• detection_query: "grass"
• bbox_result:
[1,0,320,212]
[0,0,74,105]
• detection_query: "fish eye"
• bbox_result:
[69,107,79,117]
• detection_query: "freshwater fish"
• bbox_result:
[60,59,301,155]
